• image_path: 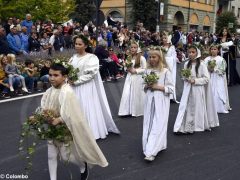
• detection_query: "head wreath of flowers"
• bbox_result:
[53,57,80,82]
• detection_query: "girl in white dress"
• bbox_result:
[142,48,174,161]
[161,31,178,102]
[69,35,120,139]
[204,44,231,113]
[118,41,147,117]
[174,46,219,133]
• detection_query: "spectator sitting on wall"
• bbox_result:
[7,25,24,55]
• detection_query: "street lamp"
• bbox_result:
[187,0,191,33]
[155,0,164,33]
[155,0,160,33]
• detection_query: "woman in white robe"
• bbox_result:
[174,46,219,133]
[142,49,174,161]
[161,31,178,102]
[204,44,231,113]
[70,35,120,140]
[118,42,147,117]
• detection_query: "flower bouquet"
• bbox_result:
[19,107,72,172]
[181,68,191,80]
[161,47,168,54]
[125,55,133,68]
[142,71,159,85]
[208,60,216,72]
[54,58,80,82]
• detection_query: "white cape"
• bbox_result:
[118,56,147,117]
[41,84,108,167]
[174,61,219,133]
[70,53,120,139]
[142,68,174,157]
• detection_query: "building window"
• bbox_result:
[232,6,235,14]
[238,8,240,18]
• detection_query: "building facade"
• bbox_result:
[100,0,220,32]
[164,0,215,32]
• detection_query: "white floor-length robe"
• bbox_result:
[163,45,177,100]
[204,55,230,113]
[70,53,120,139]
[142,68,174,157]
[41,84,108,180]
[118,56,147,117]
[174,61,219,133]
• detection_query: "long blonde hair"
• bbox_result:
[147,49,168,71]
[0,54,7,68]
[7,54,16,65]
[130,41,141,68]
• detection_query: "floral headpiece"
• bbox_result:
[53,58,70,70]
[209,43,221,49]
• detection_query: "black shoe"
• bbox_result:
[81,163,89,180]
[1,93,11,99]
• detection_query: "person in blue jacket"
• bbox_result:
[6,25,24,55]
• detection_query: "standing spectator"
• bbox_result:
[4,17,13,35]
[0,26,11,55]
[20,26,29,53]
[7,25,24,55]
[171,26,182,46]
[21,14,33,35]
[15,18,22,33]
[94,40,110,81]
[106,27,113,47]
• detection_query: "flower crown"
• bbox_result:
[53,58,71,70]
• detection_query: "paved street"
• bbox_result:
[0,63,240,180]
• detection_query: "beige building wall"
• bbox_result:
[100,0,126,22]
[100,0,216,32]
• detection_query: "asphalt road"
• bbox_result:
[0,62,240,180]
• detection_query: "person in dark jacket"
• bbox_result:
[0,27,11,55]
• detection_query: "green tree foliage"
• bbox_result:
[69,0,96,25]
[0,0,75,23]
[130,0,158,32]
[216,11,238,34]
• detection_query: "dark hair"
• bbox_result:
[187,45,201,76]
[218,27,231,39]
[25,60,34,66]
[73,34,89,46]
[50,63,69,76]
[73,34,93,53]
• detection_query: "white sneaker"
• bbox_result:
[144,156,155,161]
[22,87,28,92]
[10,86,14,92]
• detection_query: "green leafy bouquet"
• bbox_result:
[161,47,168,54]
[125,55,133,68]
[54,58,80,82]
[181,68,192,80]
[19,107,72,172]
[142,71,159,85]
[208,60,216,72]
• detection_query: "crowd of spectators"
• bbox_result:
[1,13,239,99]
